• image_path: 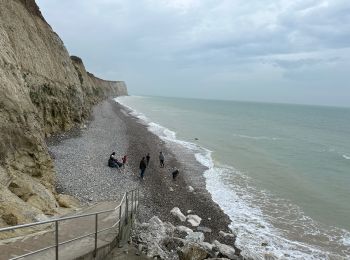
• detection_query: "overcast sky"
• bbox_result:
[37,0,350,107]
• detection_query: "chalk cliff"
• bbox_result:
[0,0,127,230]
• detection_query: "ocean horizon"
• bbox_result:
[115,95,350,259]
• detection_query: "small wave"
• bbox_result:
[232,133,281,141]
[342,154,350,160]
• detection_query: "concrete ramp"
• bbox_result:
[0,189,139,260]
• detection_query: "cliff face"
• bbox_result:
[0,0,127,229]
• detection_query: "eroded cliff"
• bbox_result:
[0,0,127,230]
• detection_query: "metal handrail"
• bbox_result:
[0,192,128,233]
[0,188,139,260]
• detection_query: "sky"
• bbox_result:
[37,0,350,107]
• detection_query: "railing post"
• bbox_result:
[125,192,129,224]
[94,213,98,257]
[131,190,134,219]
[137,189,140,215]
[55,220,59,260]
[130,191,135,233]
[118,205,122,238]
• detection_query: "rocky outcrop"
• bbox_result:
[132,216,242,260]
[0,0,127,231]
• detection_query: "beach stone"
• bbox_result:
[197,226,212,233]
[185,232,205,243]
[178,243,208,260]
[218,231,236,245]
[169,187,174,192]
[162,237,185,251]
[135,217,171,259]
[188,186,195,192]
[212,240,236,259]
[219,231,235,238]
[171,207,187,222]
[176,225,193,234]
[198,242,213,252]
[187,214,202,227]
[56,194,80,208]
[187,210,193,214]
[264,253,278,260]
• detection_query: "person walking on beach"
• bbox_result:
[172,168,179,180]
[146,153,150,166]
[159,151,165,168]
[139,157,147,179]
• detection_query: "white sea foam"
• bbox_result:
[114,97,350,259]
[342,154,350,160]
[232,133,281,141]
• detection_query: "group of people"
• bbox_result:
[139,151,179,180]
[139,151,164,179]
[108,152,127,169]
[108,151,179,180]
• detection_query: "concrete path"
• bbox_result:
[0,201,124,260]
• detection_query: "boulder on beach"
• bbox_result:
[212,240,236,259]
[219,231,235,239]
[177,225,194,234]
[56,194,80,208]
[178,242,208,260]
[197,226,212,233]
[187,214,202,227]
[198,242,214,252]
[188,186,195,192]
[134,216,176,259]
[171,207,187,222]
[185,232,205,243]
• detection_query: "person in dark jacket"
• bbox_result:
[172,168,179,180]
[139,157,147,179]
[159,151,165,168]
[108,152,123,168]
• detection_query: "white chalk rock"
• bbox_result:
[212,240,236,259]
[188,186,195,192]
[219,230,235,238]
[170,207,186,222]
[187,214,202,227]
[169,187,174,192]
[136,216,175,259]
[197,226,212,233]
[199,241,213,252]
[176,225,193,234]
[185,232,205,243]
[187,210,193,214]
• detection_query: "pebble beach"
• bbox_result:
[47,99,236,245]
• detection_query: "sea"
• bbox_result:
[114,96,350,259]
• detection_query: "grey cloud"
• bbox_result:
[37,0,350,107]
[270,57,341,69]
